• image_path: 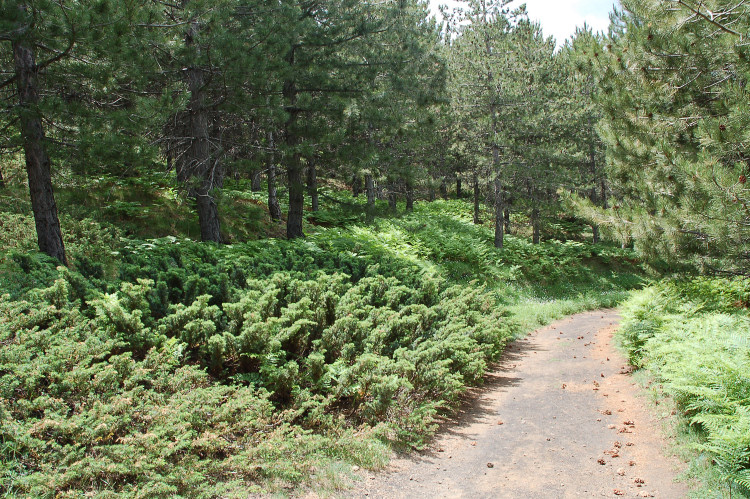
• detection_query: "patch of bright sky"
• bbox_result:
[428,0,617,48]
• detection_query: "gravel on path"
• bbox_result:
[343,310,688,499]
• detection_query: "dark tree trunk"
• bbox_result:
[365,173,375,221]
[0,166,5,189]
[185,64,221,243]
[531,206,541,244]
[494,176,504,249]
[589,134,600,244]
[428,186,436,202]
[13,39,66,264]
[456,174,462,199]
[251,170,262,192]
[439,177,448,200]
[286,149,304,238]
[473,171,481,224]
[406,179,414,212]
[283,46,304,239]
[267,132,282,222]
[352,173,361,197]
[504,206,511,235]
[387,181,397,212]
[307,156,318,212]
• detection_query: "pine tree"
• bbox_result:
[591,0,750,272]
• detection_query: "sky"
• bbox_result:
[428,0,617,47]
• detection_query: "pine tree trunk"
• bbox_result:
[473,171,480,224]
[283,45,304,239]
[286,147,304,238]
[186,64,221,243]
[504,206,510,235]
[440,177,448,199]
[251,170,262,191]
[13,39,67,264]
[365,173,375,220]
[456,174,462,198]
[494,176,504,249]
[267,132,282,222]
[532,206,541,244]
[406,180,414,212]
[352,173,361,197]
[307,157,318,212]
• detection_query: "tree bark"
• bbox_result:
[283,45,304,239]
[531,206,541,244]
[352,173,361,197]
[251,169,262,191]
[365,173,375,221]
[456,173,462,198]
[388,181,397,212]
[406,178,414,212]
[186,64,221,243]
[307,156,318,212]
[267,132,282,222]
[0,166,5,189]
[504,205,511,235]
[494,175,504,249]
[439,177,448,199]
[473,171,481,224]
[13,39,67,264]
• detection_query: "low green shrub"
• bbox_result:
[620,278,750,495]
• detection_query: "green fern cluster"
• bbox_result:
[620,278,750,495]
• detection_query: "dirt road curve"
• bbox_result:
[345,310,688,499]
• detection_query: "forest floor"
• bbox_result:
[338,310,689,499]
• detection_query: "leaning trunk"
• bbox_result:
[307,156,318,212]
[493,175,504,249]
[267,132,282,222]
[13,39,66,264]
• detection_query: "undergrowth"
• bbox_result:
[619,278,750,498]
[0,197,643,496]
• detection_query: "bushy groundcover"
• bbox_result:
[0,218,517,496]
[619,278,750,495]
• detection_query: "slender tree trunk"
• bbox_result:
[428,185,436,202]
[494,175,504,249]
[365,173,375,221]
[186,63,221,243]
[352,173,361,197]
[283,46,304,239]
[406,179,414,212]
[439,177,448,199]
[456,173,462,198]
[504,206,510,235]
[251,170,262,191]
[388,186,397,212]
[589,129,600,244]
[473,171,480,224]
[13,39,66,264]
[0,166,5,189]
[531,206,541,244]
[307,156,318,212]
[267,132,282,222]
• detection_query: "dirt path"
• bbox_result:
[345,310,688,498]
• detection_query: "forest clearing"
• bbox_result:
[1,0,749,497]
